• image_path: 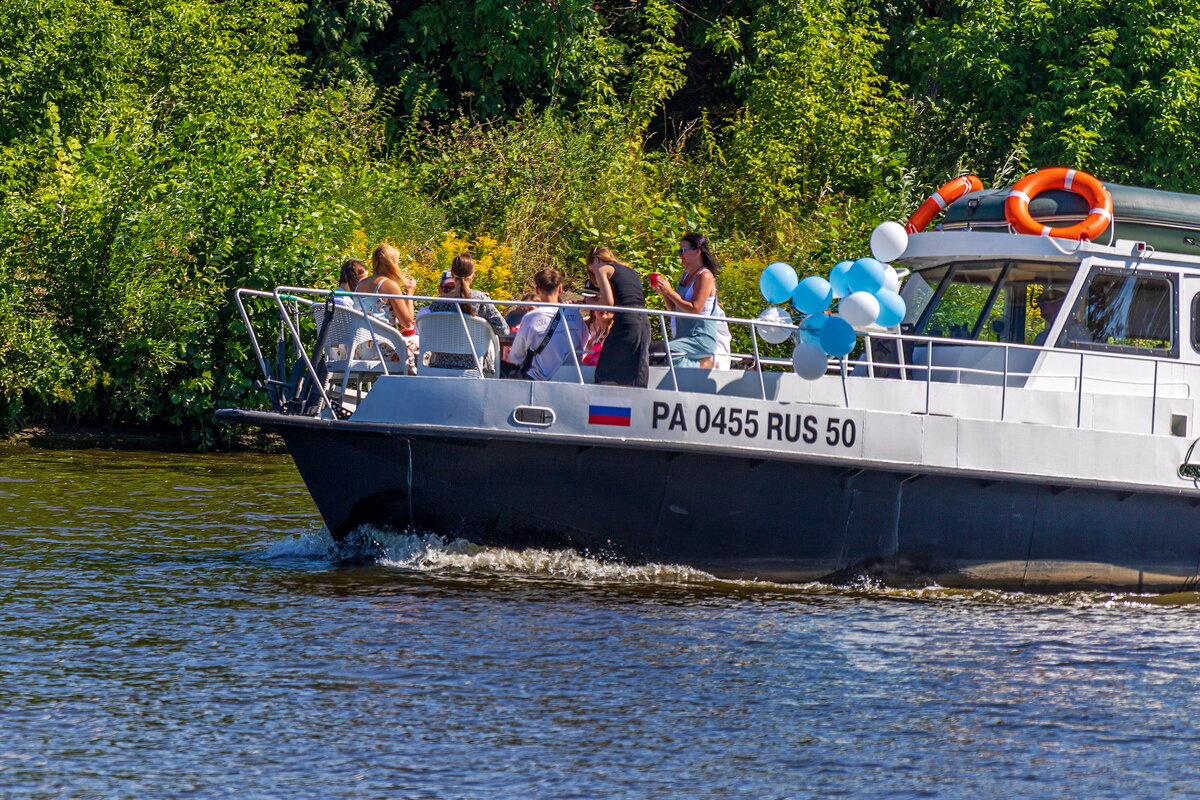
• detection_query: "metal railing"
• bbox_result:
[234,286,797,406]
[233,285,1190,434]
[847,328,1188,433]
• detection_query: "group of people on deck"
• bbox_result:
[332,233,730,387]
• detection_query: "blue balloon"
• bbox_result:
[759,262,799,304]
[791,276,833,315]
[875,289,907,328]
[818,316,857,357]
[847,257,887,295]
[797,312,828,345]
[828,260,854,298]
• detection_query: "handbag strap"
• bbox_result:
[520,309,563,373]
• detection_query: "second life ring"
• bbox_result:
[906,175,983,234]
[1004,168,1113,241]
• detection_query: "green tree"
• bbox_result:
[0,0,439,444]
[710,0,901,237]
[905,0,1200,189]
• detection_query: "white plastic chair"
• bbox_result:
[416,311,500,377]
[310,303,409,400]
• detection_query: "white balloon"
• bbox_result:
[882,265,901,293]
[792,341,828,380]
[838,291,881,328]
[756,306,793,344]
[870,221,909,262]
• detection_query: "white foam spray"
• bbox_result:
[346,525,717,584]
[262,525,1188,607]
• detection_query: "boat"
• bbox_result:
[218,169,1200,591]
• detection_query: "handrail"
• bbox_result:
[842,354,1188,389]
[856,329,1188,386]
[234,286,1190,435]
[865,327,1179,365]
[659,314,680,391]
[454,305,486,375]
[271,289,333,415]
[263,285,1190,369]
[271,285,802,337]
[852,327,1185,431]
[232,289,273,383]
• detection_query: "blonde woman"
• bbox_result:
[353,243,418,371]
[355,243,416,332]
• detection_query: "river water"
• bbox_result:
[2,444,1198,798]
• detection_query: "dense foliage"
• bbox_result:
[3,0,1200,445]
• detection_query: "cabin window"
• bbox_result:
[1192,293,1200,354]
[903,260,1076,345]
[1058,269,1176,356]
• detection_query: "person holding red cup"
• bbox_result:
[649,233,723,369]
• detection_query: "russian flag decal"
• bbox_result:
[588,404,632,427]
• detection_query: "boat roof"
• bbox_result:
[898,229,1200,272]
[940,182,1200,259]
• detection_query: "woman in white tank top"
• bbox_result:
[651,233,721,368]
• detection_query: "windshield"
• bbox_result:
[901,260,1079,344]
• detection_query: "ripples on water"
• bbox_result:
[2,444,1199,798]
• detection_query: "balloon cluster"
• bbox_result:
[755,221,909,381]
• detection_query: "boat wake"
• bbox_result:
[263,526,1200,607]
[265,524,719,585]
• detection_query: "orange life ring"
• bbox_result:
[1004,168,1113,241]
[906,175,983,234]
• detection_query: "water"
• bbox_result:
[2,444,1199,798]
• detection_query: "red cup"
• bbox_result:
[648,272,662,289]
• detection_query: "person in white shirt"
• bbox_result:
[333,259,367,307]
[505,268,583,380]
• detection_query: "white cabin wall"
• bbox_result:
[1181,273,1200,365]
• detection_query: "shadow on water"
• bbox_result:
[252,523,1200,611]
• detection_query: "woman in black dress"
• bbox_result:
[585,246,650,387]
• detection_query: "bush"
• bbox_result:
[0,0,438,445]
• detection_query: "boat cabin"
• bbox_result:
[894,230,1189,393]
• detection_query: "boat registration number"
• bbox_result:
[650,401,858,449]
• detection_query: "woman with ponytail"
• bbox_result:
[426,253,509,371]
[427,253,509,335]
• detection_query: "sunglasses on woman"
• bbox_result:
[677,246,696,255]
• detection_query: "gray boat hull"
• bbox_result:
[223,410,1200,591]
